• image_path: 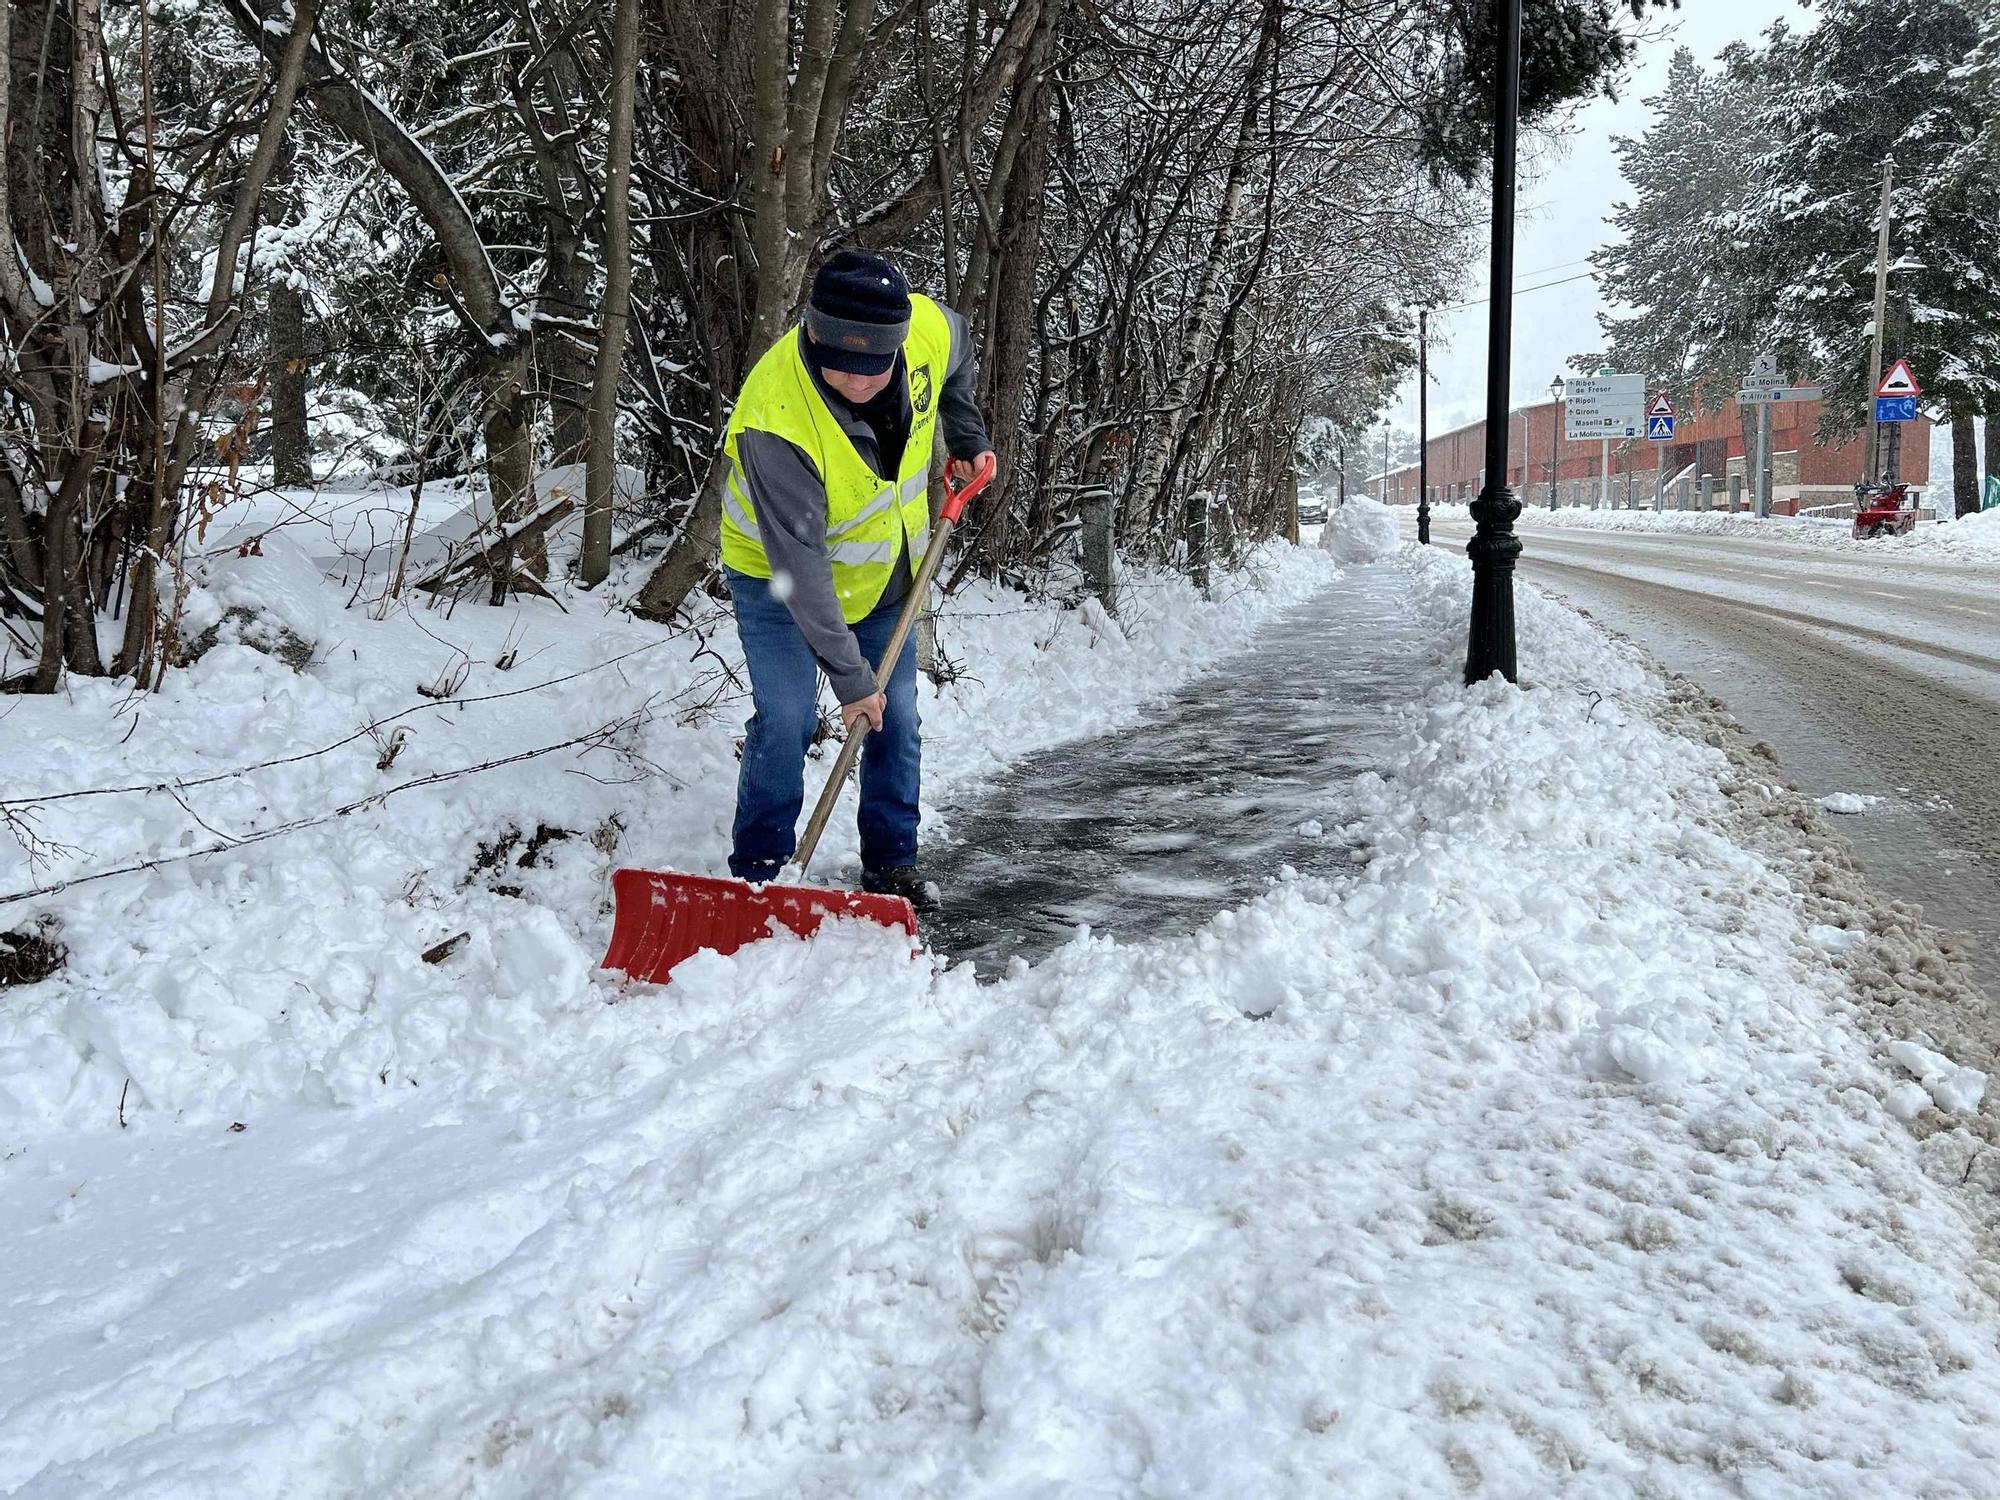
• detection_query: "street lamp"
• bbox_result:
[1463,0,1526,684]
[1547,375,1564,509]
[1417,308,1431,545]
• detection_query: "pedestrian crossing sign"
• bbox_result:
[1647,414,1675,440]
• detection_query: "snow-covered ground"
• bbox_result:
[1,521,1334,1131]
[3,500,1997,1495]
[1420,498,2000,560]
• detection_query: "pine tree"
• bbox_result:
[1592,46,1772,414]
[1739,0,2000,510]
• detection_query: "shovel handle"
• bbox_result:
[793,454,993,874]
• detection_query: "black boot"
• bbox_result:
[862,864,940,914]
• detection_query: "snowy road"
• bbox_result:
[1433,518,2000,999]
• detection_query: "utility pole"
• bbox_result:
[1463,0,1524,685]
[1380,423,1390,502]
[1417,308,1431,544]
[1865,156,1895,484]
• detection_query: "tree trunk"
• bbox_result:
[1116,0,1276,574]
[268,276,312,486]
[218,0,529,535]
[1952,404,1978,518]
[633,0,880,621]
[956,12,1053,585]
[580,0,638,588]
[123,0,321,675]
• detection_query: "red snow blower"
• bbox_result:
[602,452,996,984]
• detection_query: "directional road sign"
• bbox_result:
[1565,372,1647,439]
[1645,394,1674,440]
[1876,395,1919,423]
[1877,358,1921,398]
[1735,386,1823,405]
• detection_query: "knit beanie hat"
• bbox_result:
[806,251,911,374]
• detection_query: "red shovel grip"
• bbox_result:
[940,451,997,524]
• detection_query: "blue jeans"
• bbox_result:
[726,570,921,882]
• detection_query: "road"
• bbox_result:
[1432,519,2000,1000]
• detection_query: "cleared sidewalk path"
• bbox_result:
[926,562,1429,970]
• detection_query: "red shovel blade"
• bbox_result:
[602,867,919,984]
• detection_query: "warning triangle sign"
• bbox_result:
[1877,358,1921,398]
[1648,394,1674,417]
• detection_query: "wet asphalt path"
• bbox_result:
[1431,517,2000,1001]
[923,564,1429,974]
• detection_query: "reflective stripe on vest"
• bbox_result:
[723,464,760,541]
[719,295,950,623]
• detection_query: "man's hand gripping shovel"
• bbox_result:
[602,453,997,983]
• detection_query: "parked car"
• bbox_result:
[1852,481,1918,539]
[1298,495,1328,525]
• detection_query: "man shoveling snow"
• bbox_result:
[720,251,995,911]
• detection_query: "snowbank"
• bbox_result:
[1316,494,1401,562]
[1419,499,2000,559]
[3,533,1997,1495]
[0,537,1334,1135]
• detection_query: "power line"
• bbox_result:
[1438,269,1598,313]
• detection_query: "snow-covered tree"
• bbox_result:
[1739,0,2000,513]
[1592,46,1773,415]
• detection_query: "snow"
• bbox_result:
[0,535,1335,1131]
[1886,1040,1989,1116]
[1817,791,1881,814]
[1420,500,2000,561]
[1316,494,1401,562]
[3,528,1998,1494]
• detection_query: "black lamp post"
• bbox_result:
[1417,307,1431,545]
[1464,0,1525,685]
[1547,374,1563,510]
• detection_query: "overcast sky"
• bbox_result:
[1400,0,1804,441]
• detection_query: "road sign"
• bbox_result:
[1647,415,1675,440]
[1877,358,1921,398]
[1748,352,1779,383]
[1875,395,1919,423]
[1735,386,1823,404]
[1648,394,1674,418]
[1565,372,1646,439]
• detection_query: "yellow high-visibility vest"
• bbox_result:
[720,294,949,622]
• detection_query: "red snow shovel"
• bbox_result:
[603,452,997,983]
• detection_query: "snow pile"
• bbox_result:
[1316,494,1401,562]
[1818,791,1881,814]
[1885,504,2000,559]
[0,535,1334,1135]
[4,537,1998,1495]
[1417,499,2000,560]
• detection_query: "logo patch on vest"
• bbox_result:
[909,364,934,417]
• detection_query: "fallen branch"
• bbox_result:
[0,705,656,907]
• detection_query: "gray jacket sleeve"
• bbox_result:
[938,307,993,460]
[737,427,878,704]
